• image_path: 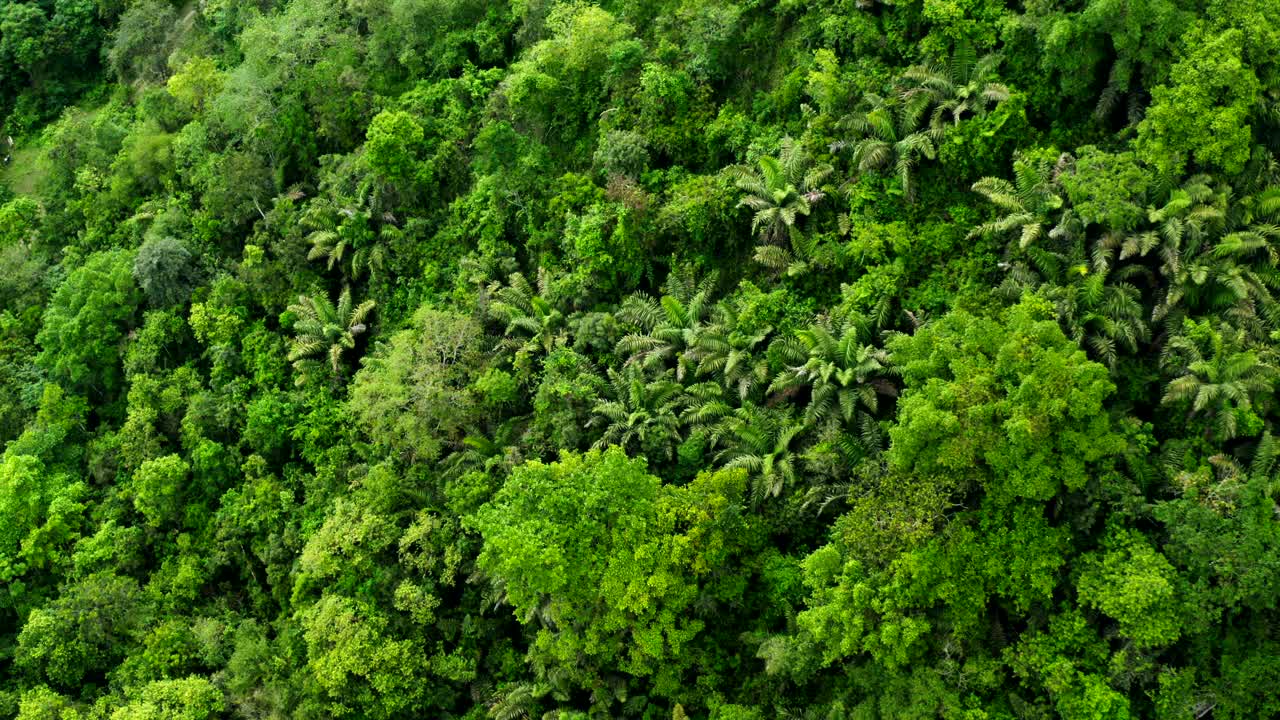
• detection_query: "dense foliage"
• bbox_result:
[3,0,1280,717]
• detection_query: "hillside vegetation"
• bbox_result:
[2,0,1280,718]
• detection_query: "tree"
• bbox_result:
[488,268,567,368]
[968,150,1068,249]
[349,307,485,462]
[286,287,376,386]
[710,405,806,502]
[300,595,431,719]
[36,250,140,400]
[16,574,149,689]
[365,110,425,185]
[901,42,1010,129]
[469,448,751,698]
[888,297,1126,503]
[302,199,386,282]
[127,454,190,528]
[685,301,772,402]
[589,365,685,461]
[1161,320,1278,442]
[0,453,86,607]
[834,93,942,202]
[1076,528,1185,649]
[1136,28,1261,177]
[108,677,225,720]
[106,0,176,84]
[728,137,832,246]
[166,57,225,114]
[615,266,718,379]
[769,312,895,430]
[1042,271,1150,368]
[133,236,198,308]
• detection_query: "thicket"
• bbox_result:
[2,0,1280,718]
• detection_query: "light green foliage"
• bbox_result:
[889,298,1125,501]
[1137,29,1261,176]
[1059,146,1150,231]
[0,455,48,584]
[301,595,429,719]
[109,677,224,720]
[471,448,749,691]
[0,453,85,602]
[1076,528,1184,648]
[166,57,224,114]
[296,498,398,594]
[365,110,425,184]
[503,3,643,145]
[0,197,40,247]
[36,250,140,399]
[349,306,483,461]
[1008,610,1131,720]
[128,454,191,528]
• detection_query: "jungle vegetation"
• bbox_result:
[2,0,1280,718]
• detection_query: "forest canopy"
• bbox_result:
[2,0,1280,718]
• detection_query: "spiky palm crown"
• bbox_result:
[1161,322,1280,441]
[301,195,390,281]
[588,366,685,460]
[614,266,718,377]
[834,92,942,202]
[710,404,806,502]
[729,137,833,244]
[489,268,567,357]
[287,286,376,384]
[969,150,1067,249]
[1128,177,1280,333]
[685,302,772,401]
[901,42,1011,128]
[769,313,896,427]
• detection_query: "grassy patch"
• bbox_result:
[4,145,44,197]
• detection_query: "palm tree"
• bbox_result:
[752,225,829,278]
[800,423,888,516]
[286,286,376,385]
[614,266,718,378]
[991,211,1151,368]
[901,42,1011,129]
[686,302,772,401]
[681,381,734,431]
[487,682,552,720]
[710,405,806,502]
[1161,322,1279,441]
[968,151,1069,249]
[489,268,567,363]
[833,92,942,202]
[728,137,833,245]
[301,198,389,281]
[1044,271,1150,368]
[1115,177,1280,334]
[588,366,685,461]
[768,313,896,428]
[1096,175,1221,288]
